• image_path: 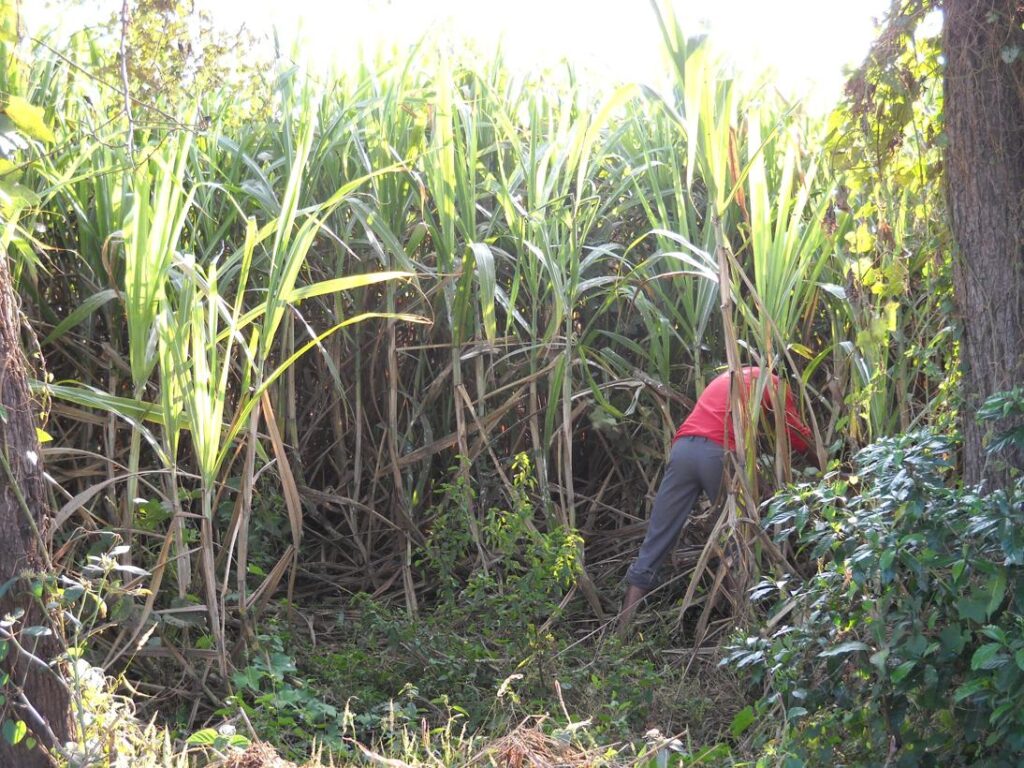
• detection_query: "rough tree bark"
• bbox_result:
[944,0,1024,486]
[0,252,70,766]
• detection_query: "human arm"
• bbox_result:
[782,387,814,454]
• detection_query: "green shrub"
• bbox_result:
[420,453,582,617]
[725,402,1024,766]
[221,629,350,758]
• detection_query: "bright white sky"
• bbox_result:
[33,0,891,112]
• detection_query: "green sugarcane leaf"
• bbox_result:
[43,289,118,345]
[468,243,497,342]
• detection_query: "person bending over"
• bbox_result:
[619,366,814,631]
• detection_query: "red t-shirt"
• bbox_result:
[674,367,812,452]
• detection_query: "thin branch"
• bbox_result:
[118,0,135,157]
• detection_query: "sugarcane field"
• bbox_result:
[1,0,1023,766]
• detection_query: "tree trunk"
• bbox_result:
[944,0,1024,486]
[0,252,70,766]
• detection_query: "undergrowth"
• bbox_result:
[214,455,750,762]
[217,612,749,765]
[724,392,1024,766]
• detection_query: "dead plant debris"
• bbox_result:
[469,722,600,768]
[220,740,298,768]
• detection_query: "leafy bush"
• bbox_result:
[725,407,1024,766]
[420,453,582,618]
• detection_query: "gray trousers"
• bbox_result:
[625,436,725,590]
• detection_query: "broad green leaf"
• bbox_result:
[980,625,1007,644]
[971,643,1005,671]
[2,719,26,745]
[4,96,54,143]
[186,728,218,746]
[729,705,755,739]
[884,301,899,332]
[846,222,874,254]
[987,570,1007,617]
[879,549,896,572]
[958,597,988,623]
[939,625,966,654]
[890,660,916,683]
[818,641,870,657]
[953,678,989,702]
[0,178,39,211]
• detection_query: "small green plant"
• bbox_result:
[0,539,191,768]
[421,453,582,619]
[222,631,344,757]
[271,454,731,752]
[185,724,251,755]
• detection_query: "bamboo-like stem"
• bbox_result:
[200,488,226,677]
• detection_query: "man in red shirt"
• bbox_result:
[619,366,813,630]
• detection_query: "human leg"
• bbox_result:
[624,437,706,592]
[619,437,724,634]
[693,438,725,503]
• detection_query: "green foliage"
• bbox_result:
[3,96,54,144]
[421,453,582,618]
[977,388,1024,460]
[96,0,270,121]
[824,0,954,446]
[299,455,592,736]
[228,621,486,762]
[0,539,188,768]
[223,630,345,757]
[0,6,55,266]
[185,725,250,753]
[294,602,736,754]
[237,458,743,757]
[216,453,591,758]
[725,402,1024,765]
